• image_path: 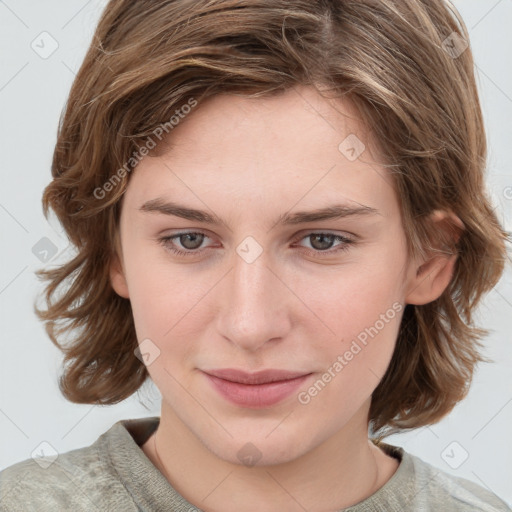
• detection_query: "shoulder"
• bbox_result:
[0,424,138,512]
[382,443,511,512]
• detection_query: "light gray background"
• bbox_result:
[1,0,511,506]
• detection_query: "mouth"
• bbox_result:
[201,368,313,408]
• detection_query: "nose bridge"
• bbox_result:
[218,243,289,350]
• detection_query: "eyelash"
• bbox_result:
[157,231,355,258]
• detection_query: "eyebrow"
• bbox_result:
[138,197,379,226]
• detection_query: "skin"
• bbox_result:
[110,85,461,511]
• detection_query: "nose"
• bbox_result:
[215,246,292,352]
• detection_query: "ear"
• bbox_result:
[109,231,130,299]
[405,209,464,305]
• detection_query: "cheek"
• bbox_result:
[122,251,212,376]
[300,256,405,338]
[120,247,186,341]
[297,297,402,424]
[297,255,405,394]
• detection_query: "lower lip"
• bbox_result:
[203,372,313,408]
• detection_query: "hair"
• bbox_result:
[34,0,510,439]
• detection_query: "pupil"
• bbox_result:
[311,234,333,250]
[181,233,203,249]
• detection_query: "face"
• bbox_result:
[110,86,425,466]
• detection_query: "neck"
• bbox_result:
[142,401,398,511]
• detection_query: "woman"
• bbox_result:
[1,0,510,510]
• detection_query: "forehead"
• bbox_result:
[122,86,398,220]
[162,86,376,158]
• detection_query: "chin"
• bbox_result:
[201,428,311,468]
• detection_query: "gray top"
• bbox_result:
[0,416,510,511]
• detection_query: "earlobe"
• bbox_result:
[109,230,130,300]
[405,253,457,305]
[110,254,130,299]
[109,253,130,298]
[109,228,130,299]
[405,210,463,306]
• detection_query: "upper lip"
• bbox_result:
[202,368,311,385]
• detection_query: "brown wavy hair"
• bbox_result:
[34,0,510,438]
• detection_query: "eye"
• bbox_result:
[293,232,355,257]
[158,231,356,258]
[158,232,211,257]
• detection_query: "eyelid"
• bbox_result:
[291,229,357,243]
[291,231,356,255]
[158,229,357,258]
